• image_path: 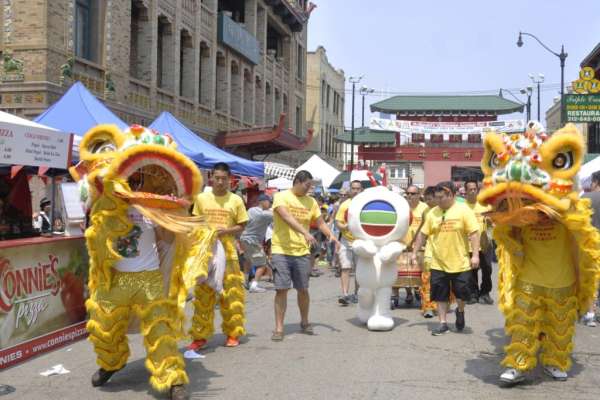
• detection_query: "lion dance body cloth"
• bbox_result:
[70,124,218,393]
[478,122,600,381]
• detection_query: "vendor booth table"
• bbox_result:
[0,111,87,369]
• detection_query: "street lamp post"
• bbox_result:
[500,87,530,121]
[348,76,362,171]
[360,86,375,127]
[520,87,533,122]
[517,32,568,125]
[529,73,545,121]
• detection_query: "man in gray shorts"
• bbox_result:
[240,194,273,293]
[270,171,339,341]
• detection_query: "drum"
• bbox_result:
[394,251,423,288]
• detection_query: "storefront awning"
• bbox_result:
[215,113,313,155]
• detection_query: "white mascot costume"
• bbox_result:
[348,186,410,331]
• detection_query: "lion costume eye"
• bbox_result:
[91,141,116,154]
[552,152,573,170]
[489,153,501,169]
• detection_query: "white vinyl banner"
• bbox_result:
[369,118,525,140]
[0,121,72,169]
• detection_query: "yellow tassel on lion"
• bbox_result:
[478,121,600,386]
[71,123,221,400]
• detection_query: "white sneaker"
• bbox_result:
[249,281,266,293]
[499,368,525,384]
[583,312,597,327]
[543,365,568,381]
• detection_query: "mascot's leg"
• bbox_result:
[190,284,217,341]
[357,287,374,323]
[420,271,436,316]
[539,287,577,379]
[220,259,246,341]
[86,273,132,375]
[502,286,542,375]
[136,271,187,392]
[368,286,394,331]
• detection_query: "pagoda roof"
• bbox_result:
[370,95,524,114]
[335,127,396,144]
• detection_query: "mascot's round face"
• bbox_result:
[348,186,410,246]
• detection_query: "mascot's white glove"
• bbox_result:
[352,239,378,257]
[196,240,226,293]
[378,242,406,263]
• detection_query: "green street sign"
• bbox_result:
[564,94,600,122]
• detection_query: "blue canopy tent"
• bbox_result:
[34,82,128,163]
[34,81,128,135]
[149,111,264,177]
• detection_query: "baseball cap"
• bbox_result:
[258,194,272,203]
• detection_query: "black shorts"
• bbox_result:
[430,269,472,302]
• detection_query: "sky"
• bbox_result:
[306,0,600,128]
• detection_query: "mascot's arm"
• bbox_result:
[378,241,406,263]
[352,239,378,258]
[563,199,600,316]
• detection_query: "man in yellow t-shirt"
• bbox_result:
[465,179,494,305]
[189,162,249,351]
[335,180,363,305]
[270,170,339,341]
[412,181,480,336]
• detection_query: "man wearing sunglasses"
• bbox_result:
[411,181,480,336]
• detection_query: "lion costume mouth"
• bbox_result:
[479,182,565,226]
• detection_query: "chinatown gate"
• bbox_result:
[336,95,524,188]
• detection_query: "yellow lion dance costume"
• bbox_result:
[478,121,600,385]
[70,124,218,399]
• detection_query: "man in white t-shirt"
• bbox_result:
[89,207,188,400]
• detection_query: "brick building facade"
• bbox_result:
[0,0,312,162]
[305,46,344,167]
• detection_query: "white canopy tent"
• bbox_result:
[267,177,293,190]
[296,155,341,189]
[579,155,600,189]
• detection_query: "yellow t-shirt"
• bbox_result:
[519,220,575,288]
[192,191,249,230]
[403,201,428,245]
[421,202,479,273]
[466,201,491,252]
[272,189,320,256]
[335,199,354,242]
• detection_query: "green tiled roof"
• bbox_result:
[335,127,396,144]
[370,95,524,114]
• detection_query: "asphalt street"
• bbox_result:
[1,264,600,400]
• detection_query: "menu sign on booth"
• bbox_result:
[0,122,73,169]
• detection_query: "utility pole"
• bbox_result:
[349,76,362,171]
[530,73,545,121]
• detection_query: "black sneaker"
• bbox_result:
[479,293,494,305]
[91,367,121,387]
[350,294,358,304]
[466,296,478,305]
[455,310,465,331]
[170,384,188,400]
[338,295,350,306]
[432,323,449,336]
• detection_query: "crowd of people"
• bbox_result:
[196,166,600,342]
